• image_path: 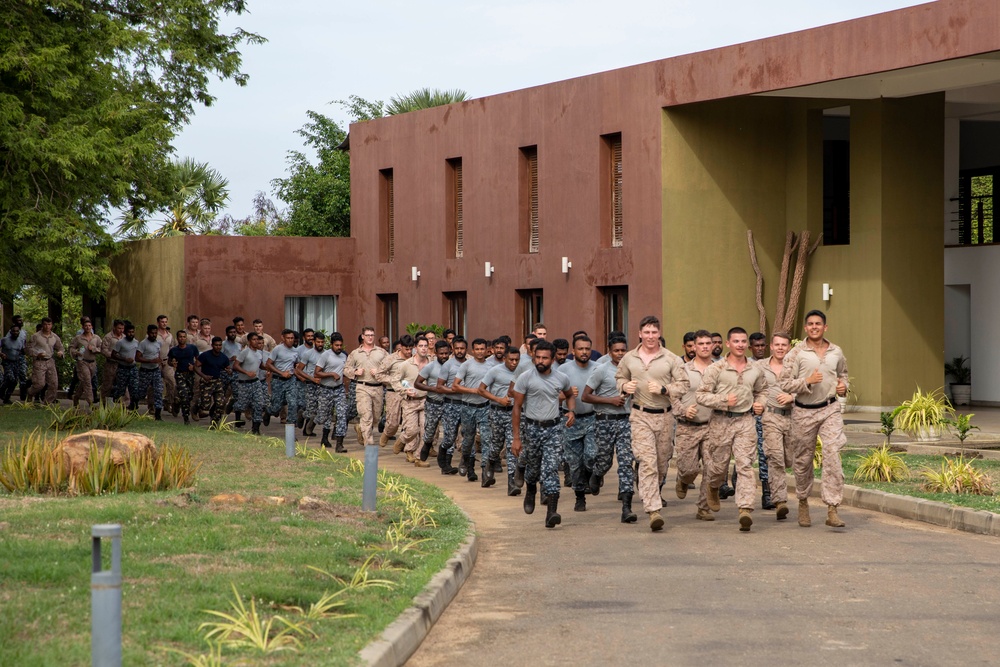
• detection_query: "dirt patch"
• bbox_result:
[155,492,195,508]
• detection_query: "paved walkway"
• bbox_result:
[362,443,999,667]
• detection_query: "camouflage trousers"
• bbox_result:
[755,414,769,482]
[234,380,267,423]
[17,356,28,393]
[674,420,711,512]
[629,409,674,513]
[345,381,358,422]
[593,415,635,496]
[199,377,225,420]
[1,359,20,399]
[314,385,348,435]
[355,383,384,447]
[175,372,194,417]
[135,368,164,410]
[707,412,757,510]
[295,381,308,419]
[490,408,522,482]
[269,377,299,418]
[101,360,119,403]
[563,413,596,493]
[28,358,59,403]
[304,383,319,422]
[112,365,138,403]
[461,402,493,469]
[790,401,845,506]
[761,410,792,504]
[399,397,426,453]
[384,390,403,438]
[73,360,97,405]
[424,400,460,455]
[522,419,565,498]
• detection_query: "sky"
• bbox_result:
[173,0,932,219]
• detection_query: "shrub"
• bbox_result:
[919,456,994,495]
[853,445,910,483]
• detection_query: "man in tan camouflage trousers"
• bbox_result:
[376,336,412,447]
[671,330,716,521]
[344,326,389,446]
[615,315,689,532]
[756,331,797,521]
[779,309,849,529]
[696,327,768,532]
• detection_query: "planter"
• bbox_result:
[911,425,942,442]
[951,383,971,406]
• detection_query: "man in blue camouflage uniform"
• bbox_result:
[560,335,597,512]
[416,340,459,474]
[233,332,268,434]
[265,329,300,424]
[512,340,576,529]
[297,331,323,437]
[454,338,495,486]
[582,334,637,523]
[315,332,349,451]
[134,324,164,419]
[292,329,316,432]
[1,323,25,404]
[111,322,140,405]
[749,332,776,509]
[480,346,521,495]
[434,337,466,475]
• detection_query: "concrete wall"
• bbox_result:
[945,246,1000,403]
[107,237,186,330]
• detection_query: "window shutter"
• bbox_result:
[611,139,623,247]
[455,161,464,258]
[529,150,539,253]
[387,172,395,261]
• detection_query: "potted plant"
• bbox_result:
[893,386,954,442]
[945,356,971,406]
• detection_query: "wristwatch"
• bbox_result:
[659,385,667,395]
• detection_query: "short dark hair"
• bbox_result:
[157,314,168,322]
[330,332,344,343]
[123,321,135,332]
[471,337,489,348]
[281,328,295,336]
[225,325,236,334]
[498,335,512,345]
[434,340,452,352]
[399,334,414,347]
[211,336,223,344]
[246,332,260,341]
[505,346,521,356]
[573,335,592,346]
[302,328,314,336]
[552,338,570,351]
[443,328,456,337]
[415,334,427,343]
[727,327,747,339]
[313,331,325,340]
[452,336,467,347]
[711,332,722,339]
[572,330,588,339]
[113,319,124,327]
[682,331,697,344]
[749,332,766,343]
[638,315,660,330]
[188,314,199,322]
[608,335,628,348]
[534,340,555,356]
[252,318,263,325]
[146,324,157,333]
[805,309,827,324]
[41,317,52,324]
[694,329,713,341]
[233,316,244,325]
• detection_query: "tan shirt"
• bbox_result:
[156,330,174,362]
[615,344,689,410]
[672,359,714,423]
[696,355,768,413]
[396,358,428,399]
[376,353,409,387]
[70,333,102,362]
[778,339,849,405]
[101,331,123,361]
[29,331,64,360]
[194,333,213,354]
[757,357,794,408]
[345,346,389,384]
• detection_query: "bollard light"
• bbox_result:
[285,422,295,458]
[92,524,122,667]
[362,443,379,511]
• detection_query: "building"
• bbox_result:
[110,0,1000,408]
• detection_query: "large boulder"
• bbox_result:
[57,430,158,475]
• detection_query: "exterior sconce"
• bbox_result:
[822,283,832,302]
[485,261,495,277]
[411,266,420,282]
[561,257,572,274]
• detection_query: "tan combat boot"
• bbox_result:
[649,511,664,531]
[354,423,365,445]
[405,451,416,463]
[393,438,405,454]
[414,459,430,468]
[379,432,390,447]
[738,508,753,532]
[696,508,715,521]
[798,499,811,527]
[707,486,721,512]
[826,505,846,528]
[775,501,789,521]
[675,478,688,499]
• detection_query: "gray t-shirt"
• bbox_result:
[315,349,346,388]
[418,359,445,402]
[485,355,501,368]
[559,360,596,415]
[269,344,298,373]
[439,357,462,391]
[298,346,321,375]
[482,363,516,400]
[514,366,572,422]
[595,353,612,365]
[235,347,266,381]
[222,339,242,361]
[586,362,629,415]
[456,358,491,405]
[136,338,162,370]
[1,334,24,361]
[113,337,140,366]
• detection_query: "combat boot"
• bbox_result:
[251,421,262,435]
[621,493,637,523]
[707,486,721,512]
[826,505,846,528]
[442,453,459,475]
[589,471,602,496]
[649,510,664,532]
[458,455,469,477]
[775,501,789,520]
[574,489,587,512]
[321,428,331,448]
[545,495,561,528]
[739,508,753,532]
[507,476,521,496]
[514,466,525,489]
[798,499,811,527]
[466,457,478,482]
[524,483,537,515]
[414,459,430,468]
[563,461,573,488]
[154,408,162,421]
[761,481,776,510]
[263,412,271,426]
[379,432,390,447]
[335,436,347,453]
[675,477,688,499]
[295,414,304,430]
[393,438,405,455]
[354,423,364,445]
[428,445,438,458]
[482,466,495,488]
[405,451,416,463]
[696,508,715,521]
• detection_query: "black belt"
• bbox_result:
[385,387,395,392]
[238,378,259,384]
[468,402,488,409]
[491,404,513,411]
[595,413,629,421]
[275,374,293,380]
[795,397,837,410]
[676,417,709,426]
[714,410,749,418]
[632,404,669,414]
[360,381,381,387]
[767,406,791,416]
[525,416,561,428]
[443,397,462,403]
[139,367,158,372]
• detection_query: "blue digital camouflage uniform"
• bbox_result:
[461,403,493,470]
[594,416,635,496]
[315,384,348,435]
[755,414,769,482]
[269,376,299,418]
[522,420,565,499]
[423,399,445,445]
[135,368,163,409]
[491,408,524,484]
[112,365,138,403]
[345,380,358,422]
[234,380,266,422]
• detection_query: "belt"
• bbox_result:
[525,416,561,428]
[676,417,709,426]
[595,413,629,421]
[468,402,488,408]
[275,374,293,380]
[238,378,259,383]
[767,406,791,416]
[632,404,669,414]
[139,367,158,372]
[360,381,382,387]
[572,412,595,419]
[794,397,837,410]
[714,410,749,418]
[491,404,513,411]
[385,387,395,392]
[443,397,462,403]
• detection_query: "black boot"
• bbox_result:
[295,413,304,429]
[233,410,245,427]
[514,466,525,489]
[621,493,638,523]
[251,421,261,435]
[545,495,562,528]
[719,466,736,499]
[481,466,495,488]
[589,471,602,496]
[441,451,458,475]
[507,475,521,496]
[761,480,776,510]
[263,412,271,427]
[458,455,469,477]
[524,483,537,514]
[154,407,162,421]
[563,461,572,488]
[574,489,587,512]
[335,436,346,453]
[321,428,331,448]
[467,456,478,482]
[183,410,190,425]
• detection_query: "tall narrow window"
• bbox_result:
[379,169,394,262]
[959,169,996,245]
[822,111,850,246]
[377,293,399,342]
[446,158,463,258]
[517,289,543,342]
[285,296,338,334]
[444,291,467,337]
[519,146,539,253]
[600,133,623,247]
[601,286,629,347]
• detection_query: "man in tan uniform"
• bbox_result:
[376,335,413,447]
[696,327,768,532]
[100,319,125,404]
[778,309,849,529]
[69,318,102,408]
[395,335,430,464]
[671,329,716,521]
[252,319,276,351]
[344,326,389,446]
[27,317,64,404]
[615,315,689,532]
[155,315,175,414]
[756,332,796,521]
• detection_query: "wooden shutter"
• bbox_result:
[611,138,623,247]
[455,160,464,258]
[528,149,539,253]
[387,172,395,261]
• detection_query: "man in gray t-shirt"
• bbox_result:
[454,339,496,484]
[111,324,141,406]
[314,337,349,450]
[415,341,460,473]
[232,333,268,432]
[134,324,164,417]
[511,341,575,528]
[481,346,522,495]
[265,331,301,422]
[1,325,25,403]
[559,336,598,510]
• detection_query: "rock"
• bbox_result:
[251,495,292,506]
[297,496,330,511]
[56,430,158,475]
[209,493,248,505]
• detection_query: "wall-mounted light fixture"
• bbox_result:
[561,257,572,274]
[485,261,495,278]
[822,283,833,302]
[411,266,420,282]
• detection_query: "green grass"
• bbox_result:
[0,406,468,666]
[828,447,1000,513]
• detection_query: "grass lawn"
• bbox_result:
[832,445,1000,513]
[0,405,469,666]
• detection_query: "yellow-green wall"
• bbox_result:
[107,237,185,331]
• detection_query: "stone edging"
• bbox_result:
[358,523,478,667]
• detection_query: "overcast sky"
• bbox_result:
[173,0,931,218]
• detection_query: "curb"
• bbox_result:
[358,523,478,667]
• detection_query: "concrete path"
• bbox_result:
[366,447,999,667]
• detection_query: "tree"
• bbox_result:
[216,191,288,237]
[386,88,468,115]
[0,1,264,299]
[118,158,231,238]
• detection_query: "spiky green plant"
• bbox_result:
[853,445,910,483]
[199,584,313,653]
[944,413,980,454]
[893,386,953,435]
[920,456,994,495]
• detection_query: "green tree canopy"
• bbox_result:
[0,1,263,298]
[386,88,468,115]
[118,158,231,238]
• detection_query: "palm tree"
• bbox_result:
[385,88,468,115]
[118,158,230,238]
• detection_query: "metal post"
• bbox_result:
[362,443,379,511]
[285,422,295,458]
[91,524,122,667]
